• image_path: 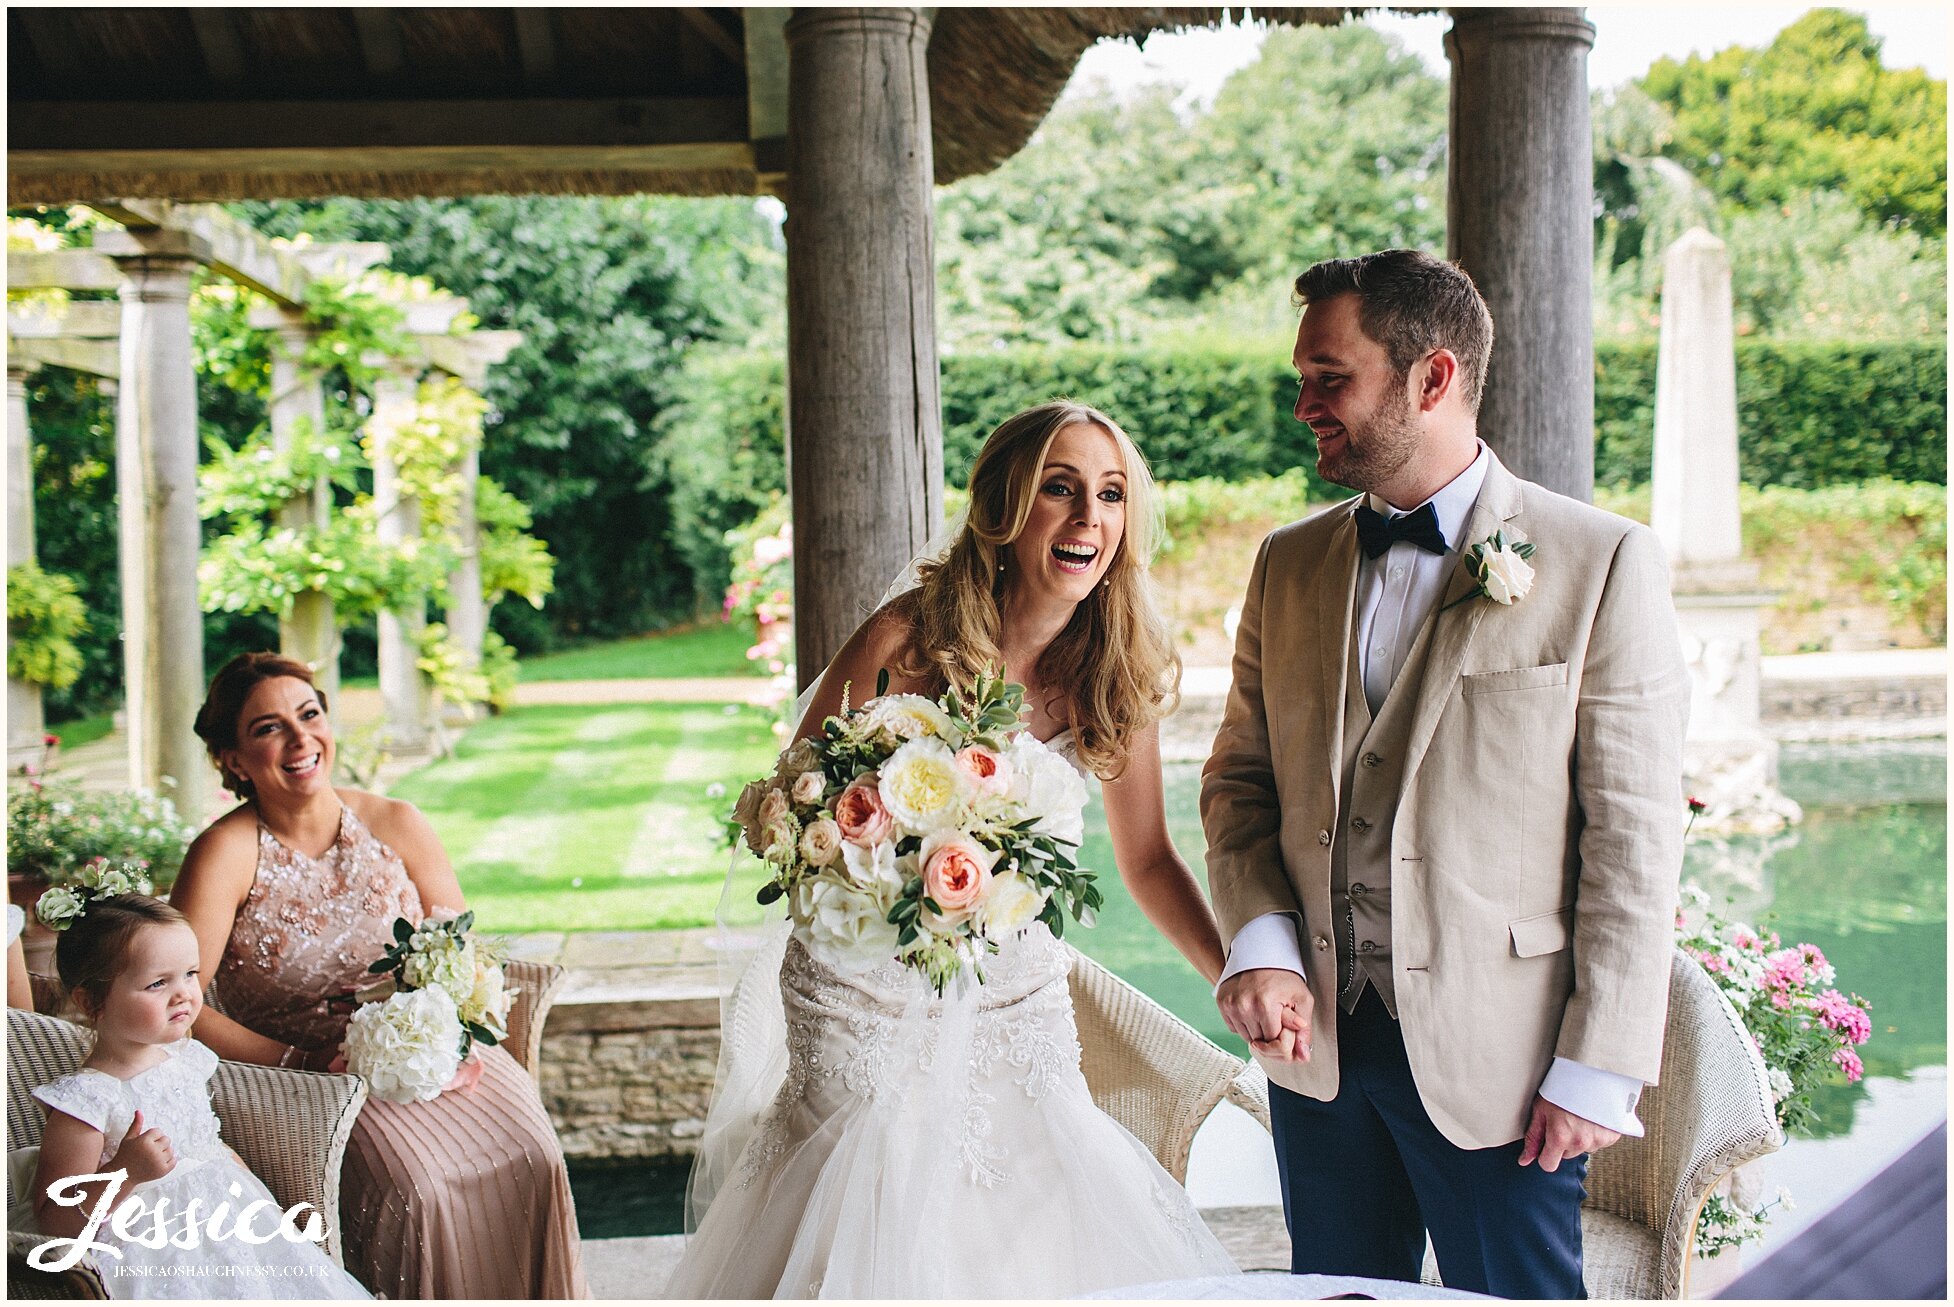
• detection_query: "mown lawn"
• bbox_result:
[518,620,764,681]
[389,700,778,932]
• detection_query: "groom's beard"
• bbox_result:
[1316,380,1422,495]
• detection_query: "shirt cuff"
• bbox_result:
[1538,1057,1646,1137]
[1215,911,1307,996]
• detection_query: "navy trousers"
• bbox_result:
[1268,987,1589,1299]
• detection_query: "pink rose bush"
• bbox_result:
[731,671,1099,992]
[1675,882,1874,1256]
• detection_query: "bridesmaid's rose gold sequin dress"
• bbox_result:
[216,808,589,1299]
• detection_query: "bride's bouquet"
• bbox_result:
[734,671,1102,993]
[340,911,517,1103]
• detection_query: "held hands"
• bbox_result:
[1518,1095,1622,1171]
[117,1110,177,1184]
[1216,968,1314,1062]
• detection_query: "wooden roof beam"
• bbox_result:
[187,9,249,87]
[353,8,406,81]
[680,9,745,67]
[513,9,557,89]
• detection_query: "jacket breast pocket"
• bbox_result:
[1461,662,1569,696]
[1509,906,1574,958]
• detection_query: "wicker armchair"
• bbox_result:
[499,958,566,1077]
[1410,948,1785,1297]
[1067,946,1268,1183]
[5,1008,367,1300]
[1579,948,1785,1298]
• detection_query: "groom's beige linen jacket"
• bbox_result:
[1202,451,1691,1150]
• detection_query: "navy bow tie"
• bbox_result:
[1354,502,1447,559]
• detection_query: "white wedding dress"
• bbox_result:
[664,734,1237,1299]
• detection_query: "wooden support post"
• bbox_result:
[8,363,46,771]
[368,369,431,756]
[1446,7,1597,501]
[105,243,213,819]
[443,442,486,726]
[783,8,944,688]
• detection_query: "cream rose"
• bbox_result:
[859,693,955,745]
[762,815,800,864]
[878,739,967,832]
[919,832,998,920]
[758,786,791,827]
[975,869,1049,938]
[790,770,827,806]
[833,776,896,846]
[799,817,844,866]
[1478,542,1535,605]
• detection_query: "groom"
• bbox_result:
[1201,249,1690,1298]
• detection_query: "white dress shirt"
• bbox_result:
[1216,442,1645,1136]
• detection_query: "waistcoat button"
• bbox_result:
[1317,829,1331,846]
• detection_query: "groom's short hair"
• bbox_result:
[1294,250,1495,414]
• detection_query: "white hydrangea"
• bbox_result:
[402,936,476,1005]
[1005,733,1089,847]
[342,987,465,1103]
[790,878,901,973]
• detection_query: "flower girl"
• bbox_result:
[12,892,368,1299]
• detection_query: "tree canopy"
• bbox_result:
[1641,9,1946,236]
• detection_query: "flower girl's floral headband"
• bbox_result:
[35,857,156,931]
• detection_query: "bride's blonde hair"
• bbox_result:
[892,400,1180,779]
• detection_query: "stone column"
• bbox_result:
[1652,228,1798,835]
[106,243,212,820]
[8,364,46,771]
[444,441,486,725]
[266,315,342,711]
[783,7,944,688]
[1445,7,1596,501]
[368,370,431,756]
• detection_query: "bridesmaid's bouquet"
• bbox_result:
[734,671,1101,993]
[340,911,517,1102]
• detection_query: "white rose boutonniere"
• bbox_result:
[1446,529,1536,611]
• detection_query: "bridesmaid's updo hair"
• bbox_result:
[194,651,328,800]
[55,894,189,1017]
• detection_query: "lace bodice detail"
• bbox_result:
[214,806,422,1051]
[32,1040,228,1171]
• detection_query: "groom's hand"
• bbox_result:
[1216,969,1313,1062]
[1518,1096,1622,1171]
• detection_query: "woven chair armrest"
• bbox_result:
[8,1229,110,1298]
[1225,1061,1274,1134]
[209,1061,367,1268]
[501,959,565,1077]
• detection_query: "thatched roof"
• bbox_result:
[9,7,1402,203]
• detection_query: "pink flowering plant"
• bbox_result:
[732,670,1100,995]
[1675,881,1874,1257]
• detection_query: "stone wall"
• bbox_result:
[540,997,720,1160]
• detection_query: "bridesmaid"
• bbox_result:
[171,652,589,1299]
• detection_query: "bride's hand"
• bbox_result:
[1217,968,1314,1062]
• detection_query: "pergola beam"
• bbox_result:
[8,250,120,293]
[90,200,321,309]
[187,8,249,86]
[7,337,119,379]
[9,301,122,340]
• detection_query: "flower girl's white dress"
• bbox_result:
[666,735,1237,1299]
[14,1038,369,1299]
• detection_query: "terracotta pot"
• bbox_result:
[8,873,57,980]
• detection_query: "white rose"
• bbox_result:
[758,786,791,827]
[790,770,827,806]
[789,878,901,972]
[878,738,968,833]
[799,817,844,866]
[342,987,465,1103]
[1478,543,1535,605]
[975,870,1049,939]
[459,961,513,1041]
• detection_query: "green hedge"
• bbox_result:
[1593,339,1947,489]
[663,336,1945,601]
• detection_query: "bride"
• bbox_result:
[665,400,1239,1298]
